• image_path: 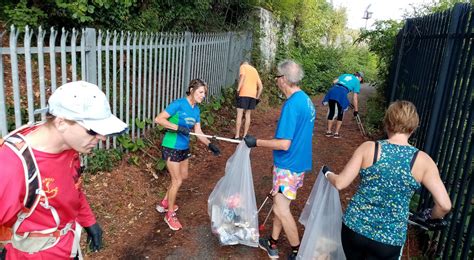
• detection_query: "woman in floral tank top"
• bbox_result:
[325,101,451,259]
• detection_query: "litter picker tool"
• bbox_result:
[355,114,367,137]
[349,103,366,137]
[257,191,274,232]
[190,132,242,144]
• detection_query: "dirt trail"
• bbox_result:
[83,85,419,259]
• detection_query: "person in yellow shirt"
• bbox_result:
[234,61,263,139]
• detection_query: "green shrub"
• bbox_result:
[86,148,122,174]
[364,94,386,137]
[4,0,46,29]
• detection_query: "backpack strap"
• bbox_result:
[373,141,379,164]
[0,125,74,255]
[3,133,41,211]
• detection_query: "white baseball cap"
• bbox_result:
[48,81,128,136]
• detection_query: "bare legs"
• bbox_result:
[235,108,252,138]
[327,119,343,135]
[243,110,252,137]
[165,159,189,211]
[270,193,300,247]
[235,108,244,138]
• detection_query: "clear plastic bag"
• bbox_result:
[208,142,259,247]
[297,167,346,260]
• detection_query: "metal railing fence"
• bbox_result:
[387,3,473,259]
[0,26,252,148]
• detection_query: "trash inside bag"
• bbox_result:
[208,142,259,247]
[297,167,346,259]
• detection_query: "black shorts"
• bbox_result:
[341,223,403,260]
[162,147,191,162]
[236,96,257,110]
[328,99,344,121]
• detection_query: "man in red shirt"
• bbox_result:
[0,81,128,259]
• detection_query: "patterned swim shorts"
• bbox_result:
[162,147,191,162]
[272,166,305,200]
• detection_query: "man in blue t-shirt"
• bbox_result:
[244,60,315,260]
[322,72,363,138]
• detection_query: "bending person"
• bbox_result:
[234,61,263,139]
[322,72,363,138]
[325,100,451,259]
[154,79,221,231]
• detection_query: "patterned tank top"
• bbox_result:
[343,140,421,246]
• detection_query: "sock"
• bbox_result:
[167,210,176,218]
[291,244,300,255]
[269,237,278,246]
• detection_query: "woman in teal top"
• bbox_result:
[325,101,451,259]
[154,79,220,231]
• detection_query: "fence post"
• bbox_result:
[85,28,97,85]
[423,4,462,156]
[0,32,6,136]
[225,32,235,86]
[390,23,409,102]
[183,32,192,92]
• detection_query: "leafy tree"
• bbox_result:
[3,0,46,29]
[293,0,334,48]
[0,0,255,32]
[403,0,470,18]
[357,19,403,93]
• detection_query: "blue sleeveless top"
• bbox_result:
[343,140,421,246]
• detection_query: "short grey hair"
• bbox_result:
[277,60,304,85]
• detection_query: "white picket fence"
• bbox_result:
[0,25,252,148]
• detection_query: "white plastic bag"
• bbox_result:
[297,167,346,260]
[207,142,258,247]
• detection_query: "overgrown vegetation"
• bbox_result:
[85,148,122,174]
[252,0,378,96]
[0,0,256,32]
[355,0,467,137]
[355,20,403,137]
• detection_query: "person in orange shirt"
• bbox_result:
[234,61,263,139]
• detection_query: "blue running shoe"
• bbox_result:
[259,238,279,259]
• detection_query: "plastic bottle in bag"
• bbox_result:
[208,142,259,247]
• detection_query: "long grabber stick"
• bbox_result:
[349,103,367,137]
[189,132,242,144]
[258,191,274,232]
[355,114,367,137]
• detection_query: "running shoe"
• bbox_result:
[164,211,182,231]
[155,199,179,213]
[259,238,279,258]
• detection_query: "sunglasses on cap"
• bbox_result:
[82,125,128,137]
[76,121,99,136]
[86,128,98,136]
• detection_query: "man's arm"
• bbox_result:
[76,191,97,228]
[237,74,245,93]
[251,138,291,151]
[256,77,263,99]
